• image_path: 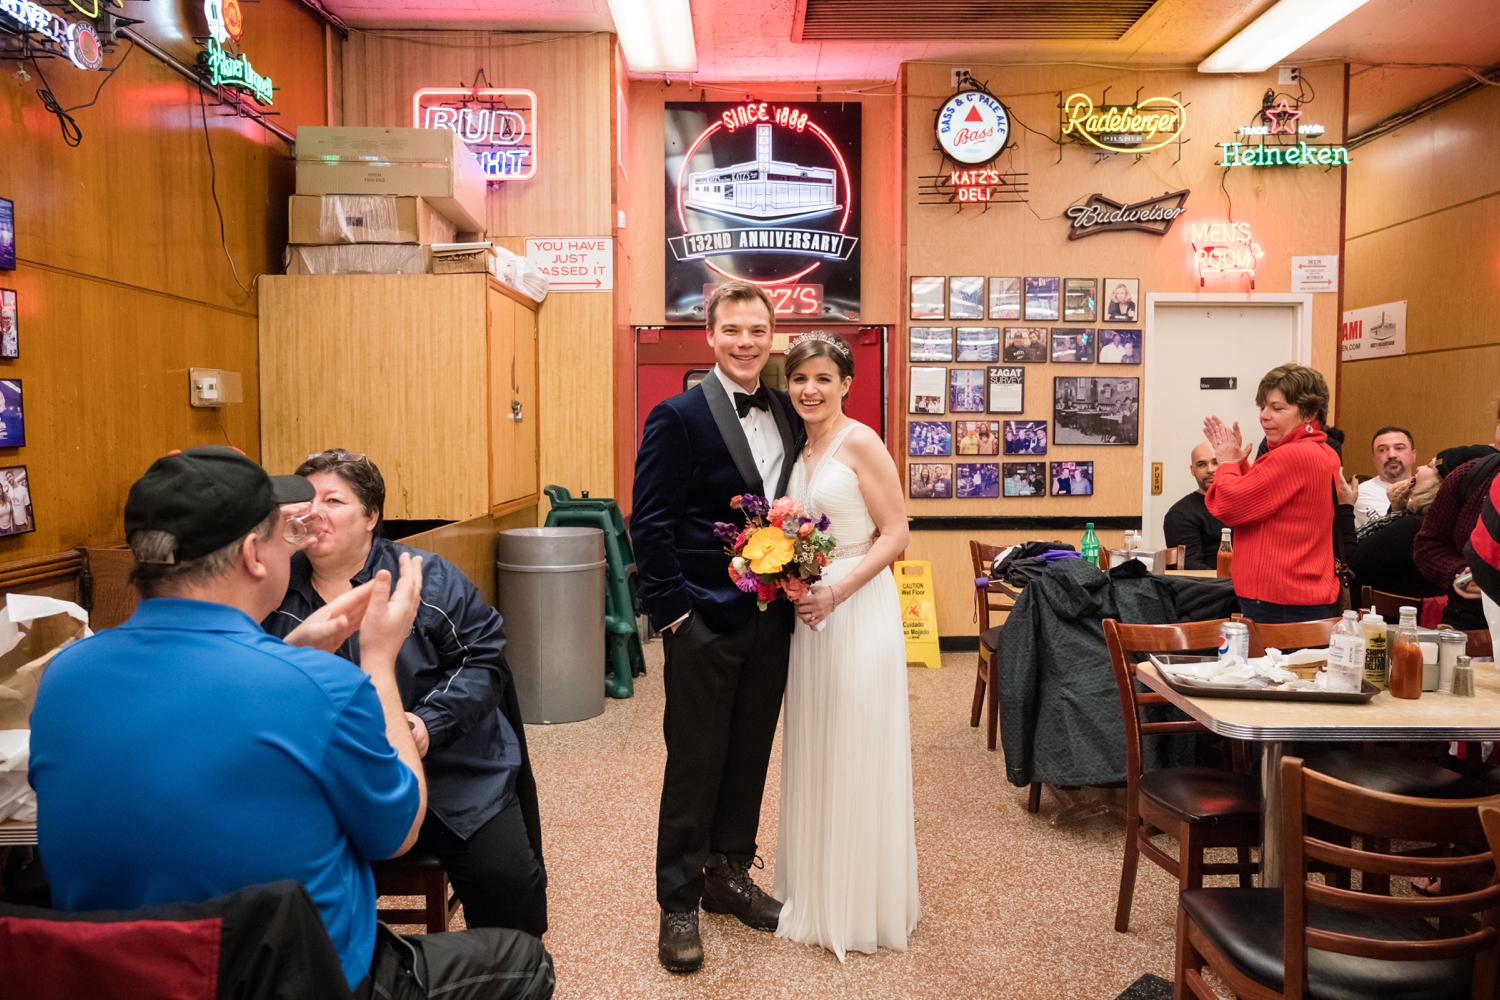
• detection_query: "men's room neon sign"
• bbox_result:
[412,88,538,181]
[1190,221,1265,288]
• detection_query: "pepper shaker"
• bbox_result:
[1453,655,1475,698]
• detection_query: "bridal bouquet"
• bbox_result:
[714,494,837,612]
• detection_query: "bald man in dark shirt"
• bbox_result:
[1164,442,1227,570]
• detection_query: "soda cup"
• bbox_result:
[1218,621,1249,662]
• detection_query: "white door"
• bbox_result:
[1142,295,1312,546]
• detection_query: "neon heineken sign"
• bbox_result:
[1218,142,1349,168]
[203,38,272,106]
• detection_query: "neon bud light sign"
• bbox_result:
[413,88,538,182]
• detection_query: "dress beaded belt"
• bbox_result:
[829,539,873,561]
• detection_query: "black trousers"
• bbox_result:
[356,922,554,1000]
[656,607,791,912]
[415,800,548,937]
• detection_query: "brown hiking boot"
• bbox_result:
[658,909,703,973]
[702,853,783,932]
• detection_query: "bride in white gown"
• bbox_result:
[774,332,920,960]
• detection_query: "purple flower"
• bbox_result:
[815,514,831,532]
[732,570,760,594]
[740,493,770,518]
[713,521,741,545]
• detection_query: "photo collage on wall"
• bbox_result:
[906,273,1143,500]
[0,196,31,538]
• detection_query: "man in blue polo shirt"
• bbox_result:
[29,446,553,999]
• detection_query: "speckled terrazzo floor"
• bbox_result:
[385,644,1204,999]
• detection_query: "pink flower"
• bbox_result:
[733,570,760,594]
[757,580,778,603]
[734,527,751,550]
[782,575,810,601]
[770,497,803,522]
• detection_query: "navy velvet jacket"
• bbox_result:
[632,377,803,635]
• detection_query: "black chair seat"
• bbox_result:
[1139,767,1261,824]
[376,846,443,871]
[980,625,1000,653]
[1304,748,1498,800]
[1181,887,1471,1000]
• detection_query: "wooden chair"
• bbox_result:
[1464,630,1494,659]
[1164,545,1188,570]
[1176,757,1500,1000]
[968,541,1040,812]
[1360,585,1426,620]
[1243,617,1339,657]
[1103,618,1260,933]
[374,849,460,934]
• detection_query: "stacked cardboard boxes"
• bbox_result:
[284,126,494,276]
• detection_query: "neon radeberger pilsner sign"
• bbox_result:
[413,88,537,182]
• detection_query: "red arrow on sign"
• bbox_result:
[550,279,603,288]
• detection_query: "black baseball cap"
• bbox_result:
[124,446,315,562]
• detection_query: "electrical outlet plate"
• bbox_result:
[1278,65,1299,86]
[189,368,244,408]
[951,67,971,89]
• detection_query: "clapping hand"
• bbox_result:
[1203,415,1247,465]
[359,553,425,680]
[284,580,376,652]
[1335,467,1360,507]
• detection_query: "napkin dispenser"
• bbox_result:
[1109,548,1166,574]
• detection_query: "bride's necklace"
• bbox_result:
[803,417,846,458]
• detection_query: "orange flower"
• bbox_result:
[742,526,795,574]
[797,522,814,539]
[782,575,810,600]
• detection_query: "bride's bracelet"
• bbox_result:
[829,583,841,608]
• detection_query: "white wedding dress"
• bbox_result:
[774,421,921,959]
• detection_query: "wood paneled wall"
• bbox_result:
[623,80,903,327]
[1342,84,1500,473]
[0,0,327,560]
[902,63,1346,635]
[340,31,618,503]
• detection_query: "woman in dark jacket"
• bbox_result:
[1335,462,1444,601]
[264,451,546,936]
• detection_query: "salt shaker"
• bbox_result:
[1437,630,1468,693]
[1453,655,1475,698]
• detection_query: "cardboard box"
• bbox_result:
[283,243,431,276]
[294,127,487,234]
[288,195,459,246]
[430,242,495,275]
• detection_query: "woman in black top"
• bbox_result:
[1336,462,1443,601]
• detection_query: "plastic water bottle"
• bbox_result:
[1081,522,1100,567]
[1327,610,1366,692]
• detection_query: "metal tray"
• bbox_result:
[1148,654,1381,704]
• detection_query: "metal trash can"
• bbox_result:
[496,527,607,724]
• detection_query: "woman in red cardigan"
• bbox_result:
[1203,364,1343,623]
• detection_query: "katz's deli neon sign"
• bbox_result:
[413,88,537,181]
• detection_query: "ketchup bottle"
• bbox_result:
[1216,528,1233,579]
[1388,606,1423,700]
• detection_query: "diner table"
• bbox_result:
[0,819,37,846]
[1136,659,1500,885]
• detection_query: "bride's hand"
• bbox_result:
[794,585,838,628]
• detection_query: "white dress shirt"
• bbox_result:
[712,365,785,497]
[1354,476,1392,529]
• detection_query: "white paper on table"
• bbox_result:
[0,594,92,660]
[0,729,31,823]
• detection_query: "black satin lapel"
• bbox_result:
[767,391,798,498]
[701,373,765,497]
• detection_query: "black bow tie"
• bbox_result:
[734,387,770,418]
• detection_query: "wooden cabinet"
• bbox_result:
[259,274,539,520]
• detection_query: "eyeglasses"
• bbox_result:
[307,450,367,463]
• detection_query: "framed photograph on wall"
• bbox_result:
[1050,461,1095,496]
[1050,328,1095,364]
[0,289,16,359]
[909,463,953,499]
[1024,276,1060,321]
[909,366,947,414]
[987,365,1024,413]
[1064,278,1097,322]
[1003,462,1046,497]
[910,276,945,319]
[908,420,952,456]
[949,368,985,412]
[1003,327,1048,362]
[1097,329,1142,364]
[0,380,24,448]
[0,199,14,272]
[949,276,985,320]
[1053,376,1139,445]
[909,327,953,362]
[956,327,1000,362]
[954,420,1001,456]
[1102,278,1139,324]
[0,465,33,536]
[1003,419,1047,456]
[955,463,1000,499]
[989,277,1021,320]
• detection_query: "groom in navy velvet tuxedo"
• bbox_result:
[632,281,804,973]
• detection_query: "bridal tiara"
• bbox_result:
[789,330,851,356]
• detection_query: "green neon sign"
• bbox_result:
[1218,142,1350,168]
[203,38,273,106]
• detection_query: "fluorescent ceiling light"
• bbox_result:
[608,0,698,74]
[1199,0,1373,73]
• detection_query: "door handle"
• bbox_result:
[509,400,523,423]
